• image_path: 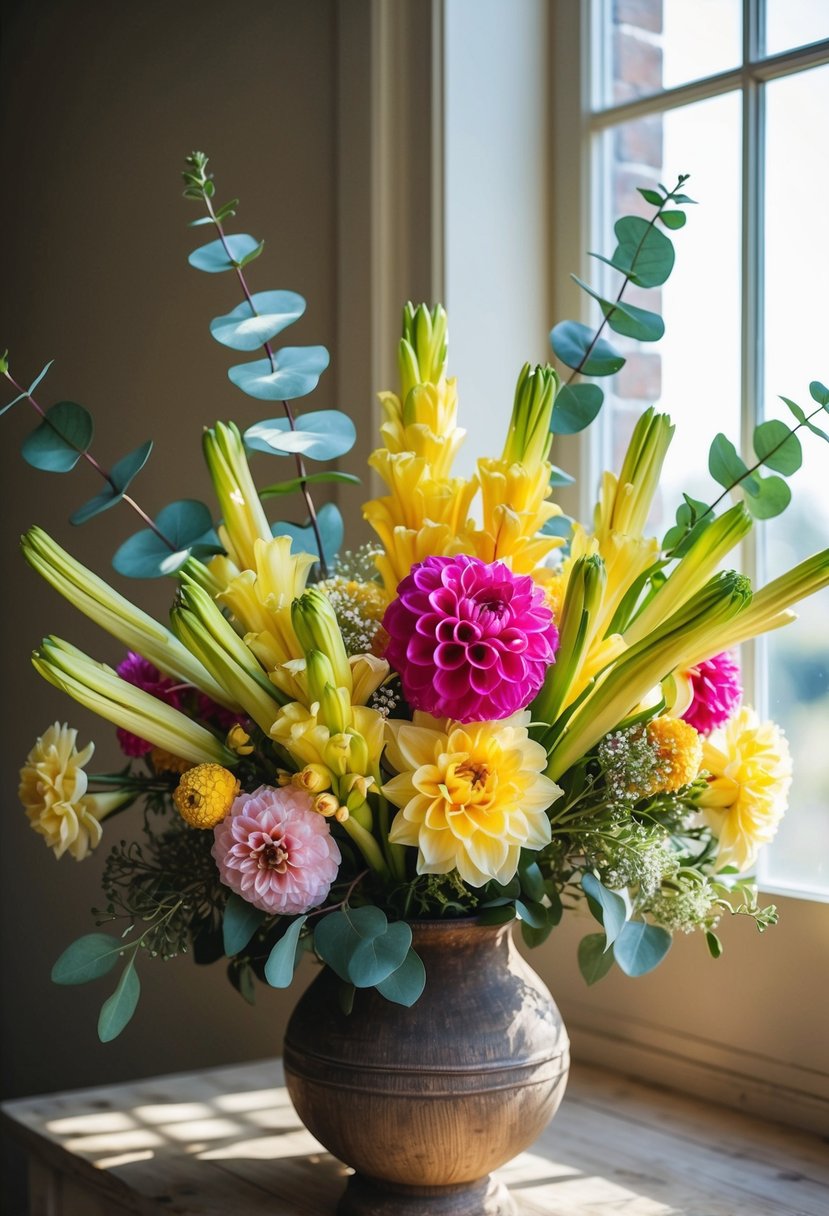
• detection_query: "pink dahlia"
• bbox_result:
[212,784,341,915]
[681,651,742,735]
[382,555,558,723]
[116,653,182,756]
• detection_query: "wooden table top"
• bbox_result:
[3,1057,827,1215]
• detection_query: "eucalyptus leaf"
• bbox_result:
[98,959,141,1042]
[753,419,802,475]
[581,873,628,948]
[518,859,546,903]
[549,465,575,488]
[228,347,330,401]
[272,501,344,563]
[188,233,262,273]
[571,276,665,343]
[348,921,412,988]
[551,383,605,434]
[22,401,94,472]
[223,893,267,956]
[71,440,153,525]
[1,360,55,416]
[781,396,829,442]
[52,933,124,985]
[708,433,751,491]
[28,359,55,395]
[742,472,791,520]
[637,187,663,206]
[210,290,306,351]
[659,210,687,229]
[245,409,355,460]
[612,215,675,287]
[260,470,361,499]
[550,321,624,377]
[264,916,308,988]
[375,947,426,1006]
[113,499,221,579]
[313,906,387,982]
[578,933,615,985]
[515,900,549,930]
[706,931,723,959]
[613,920,671,977]
[476,903,517,925]
[810,380,829,407]
[520,920,555,948]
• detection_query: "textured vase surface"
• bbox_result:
[283,919,570,1216]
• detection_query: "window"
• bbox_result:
[588,0,829,897]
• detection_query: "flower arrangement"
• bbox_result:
[5,153,828,1040]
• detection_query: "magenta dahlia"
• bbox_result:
[680,651,742,735]
[115,653,182,756]
[382,555,558,723]
[212,785,341,915]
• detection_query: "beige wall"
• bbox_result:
[0,0,346,1200]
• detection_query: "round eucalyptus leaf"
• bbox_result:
[188,233,262,273]
[550,383,605,433]
[113,499,219,578]
[112,530,191,579]
[375,948,426,1006]
[753,419,802,475]
[708,433,749,491]
[210,291,306,351]
[571,276,665,343]
[810,380,829,408]
[742,472,791,520]
[347,921,412,988]
[659,210,687,229]
[613,920,671,977]
[70,440,153,525]
[228,346,330,401]
[578,933,615,986]
[22,401,94,472]
[612,215,675,287]
[271,501,344,564]
[245,409,356,460]
[550,321,624,378]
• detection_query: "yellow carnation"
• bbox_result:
[173,763,240,829]
[383,711,562,887]
[19,722,126,860]
[697,706,792,873]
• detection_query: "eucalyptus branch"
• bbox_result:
[1,367,177,551]
[183,154,329,577]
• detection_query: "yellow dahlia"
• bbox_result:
[19,723,128,860]
[383,711,562,887]
[697,706,792,872]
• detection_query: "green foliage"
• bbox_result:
[22,401,93,472]
[1,360,54,416]
[245,410,356,461]
[264,916,308,987]
[550,383,604,435]
[550,321,624,377]
[112,499,221,579]
[188,233,263,273]
[374,947,426,1006]
[578,933,615,985]
[228,347,330,402]
[223,893,267,956]
[98,959,140,1042]
[71,440,153,525]
[612,919,672,976]
[272,501,344,563]
[210,290,306,351]
[581,872,627,948]
[52,933,124,985]
[259,470,361,499]
[313,906,421,1002]
[611,216,675,287]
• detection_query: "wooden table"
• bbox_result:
[2,1058,827,1215]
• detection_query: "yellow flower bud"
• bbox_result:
[314,792,341,818]
[173,764,240,829]
[293,764,332,794]
[276,768,294,787]
[227,724,255,756]
[334,805,350,823]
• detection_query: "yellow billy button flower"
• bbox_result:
[173,764,240,829]
[383,711,563,887]
[696,706,792,873]
[643,717,703,794]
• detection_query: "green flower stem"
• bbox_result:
[372,769,407,882]
[340,815,391,880]
[190,172,329,577]
[2,368,176,552]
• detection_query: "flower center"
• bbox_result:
[456,760,490,789]
[256,837,290,873]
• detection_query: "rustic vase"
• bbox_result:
[283,918,570,1216]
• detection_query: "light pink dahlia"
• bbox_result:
[212,784,341,915]
[681,651,742,735]
[116,653,182,756]
[382,555,559,723]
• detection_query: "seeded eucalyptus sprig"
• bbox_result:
[181,151,359,578]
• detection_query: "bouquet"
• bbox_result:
[7,153,828,1041]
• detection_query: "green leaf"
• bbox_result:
[210,290,306,351]
[550,321,624,377]
[671,192,697,204]
[742,472,791,520]
[520,919,555,948]
[1,360,55,416]
[781,396,829,442]
[476,903,517,926]
[260,470,361,499]
[375,947,426,1006]
[313,906,387,982]
[215,199,240,222]
[549,465,575,488]
[71,440,153,525]
[515,899,549,930]
[752,419,802,475]
[187,216,215,227]
[21,401,94,472]
[239,240,265,267]
[264,916,308,988]
[613,920,672,976]
[706,930,723,959]
[571,277,665,343]
[245,409,356,460]
[188,233,262,273]
[98,959,141,1042]
[228,347,330,402]
[52,933,124,985]
[228,959,257,1005]
[518,859,546,903]
[637,187,664,206]
[222,893,267,956]
[659,210,686,229]
[272,501,344,564]
[540,514,573,541]
[578,933,615,985]
[612,215,675,287]
[28,359,55,396]
[581,873,628,948]
[809,380,829,407]
[551,383,605,434]
[708,433,751,491]
[112,499,221,579]
[348,921,412,988]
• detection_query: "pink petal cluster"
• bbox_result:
[212,784,341,915]
[382,555,559,723]
[116,653,181,756]
[681,651,742,735]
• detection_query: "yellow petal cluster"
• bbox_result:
[173,763,240,829]
[622,716,703,800]
[697,706,792,873]
[18,723,126,860]
[467,457,563,574]
[383,711,562,886]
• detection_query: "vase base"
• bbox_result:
[337,1172,516,1216]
